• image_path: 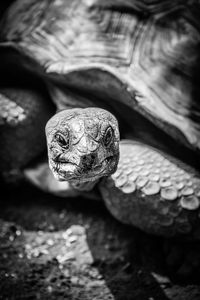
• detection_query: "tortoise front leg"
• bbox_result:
[100,140,200,238]
[0,88,53,182]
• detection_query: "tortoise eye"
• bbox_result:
[104,126,113,146]
[55,133,70,150]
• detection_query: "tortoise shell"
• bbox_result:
[2,0,200,239]
[1,0,200,154]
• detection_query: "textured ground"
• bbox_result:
[1,182,200,300]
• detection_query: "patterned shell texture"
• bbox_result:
[1,0,200,151]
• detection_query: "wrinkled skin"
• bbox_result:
[46,107,120,184]
[2,0,200,279]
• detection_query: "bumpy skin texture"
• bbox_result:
[0,88,53,178]
[100,141,200,238]
[1,0,200,238]
[45,108,200,238]
[46,108,120,186]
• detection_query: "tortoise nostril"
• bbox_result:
[81,153,96,170]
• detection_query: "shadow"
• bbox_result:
[0,1,16,19]
[1,184,200,299]
[1,1,200,298]
[191,43,200,125]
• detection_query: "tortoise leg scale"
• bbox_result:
[100,140,200,238]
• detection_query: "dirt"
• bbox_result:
[1,182,200,300]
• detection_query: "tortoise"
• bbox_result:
[1,0,200,253]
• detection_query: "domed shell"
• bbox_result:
[1,0,200,152]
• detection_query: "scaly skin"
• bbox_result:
[0,88,53,179]
[101,141,200,238]
[1,0,200,242]
[46,108,200,239]
[45,107,120,184]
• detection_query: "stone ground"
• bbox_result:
[1,183,200,300]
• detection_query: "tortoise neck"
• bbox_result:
[70,178,100,192]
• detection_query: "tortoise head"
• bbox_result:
[45,108,120,183]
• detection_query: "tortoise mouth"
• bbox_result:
[50,155,117,182]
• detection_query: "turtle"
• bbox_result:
[1,0,200,275]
